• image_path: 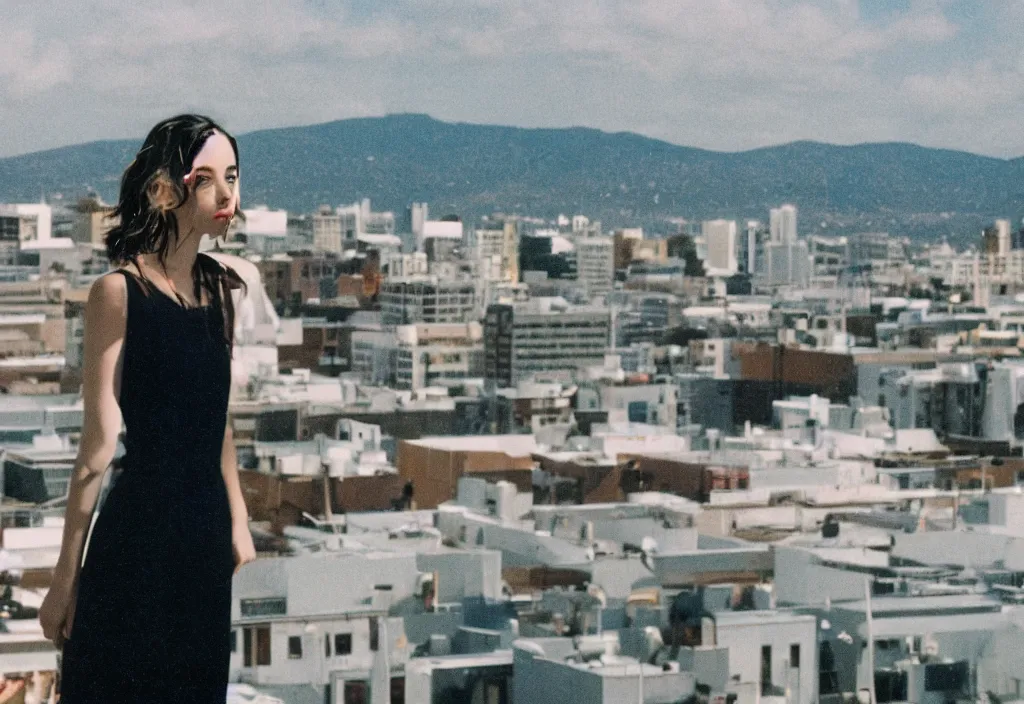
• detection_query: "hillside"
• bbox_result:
[1,113,1020,240]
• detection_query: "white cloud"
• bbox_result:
[0,0,1019,158]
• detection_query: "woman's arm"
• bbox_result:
[53,273,127,584]
[220,420,249,528]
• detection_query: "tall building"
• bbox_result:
[484,300,611,386]
[983,219,1012,256]
[379,277,477,326]
[519,234,576,282]
[1013,225,1024,251]
[765,241,811,288]
[409,202,428,244]
[312,206,342,253]
[574,237,615,298]
[739,220,768,275]
[769,204,797,244]
[848,232,905,266]
[702,219,738,273]
[474,221,519,282]
[809,236,850,280]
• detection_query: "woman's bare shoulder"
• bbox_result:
[87,270,129,319]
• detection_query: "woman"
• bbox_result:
[38,114,257,702]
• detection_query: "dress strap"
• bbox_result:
[110,268,137,318]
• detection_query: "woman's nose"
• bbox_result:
[216,179,232,205]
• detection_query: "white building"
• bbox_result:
[702,219,738,274]
[409,202,428,242]
[233,206,288,254]
[765,241,811,288]
[0,204,53,244]
[379,276,477,326]
[312,206,343,253]
[769,204,797,245]
[474,222,519,282]
[314,199,395,253]
[418,220,463,252]
[393,322,483,389]
[574,237,614,298]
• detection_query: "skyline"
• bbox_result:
[1,1,1023,160]
[2,111,1024,164]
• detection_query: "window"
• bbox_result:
[230,630,237,653]
[344,681,369,704]
[334,633,353,656]
[288,635,303,659]
[391,677,405,704]
[325,633,331,657]
[369,617,379,651]
[761,645,772,695]
[243,626,272,667]
[790,644,800,669]
[240,597,287,617]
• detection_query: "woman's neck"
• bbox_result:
[139,241,201,281]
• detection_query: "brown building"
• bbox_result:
[934,457,1024,491]
[733,342,856,401]
[613,231,669,271]
[397,436,537,509]
[72,197,118,246]
[533,452,749,505]
[278,323,355,376]
[237,470,410,534]
[257,253,357,309]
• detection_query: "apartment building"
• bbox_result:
[484,299,611,387]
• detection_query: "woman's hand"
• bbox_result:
[39,572,78,650]
[232,521,256,575]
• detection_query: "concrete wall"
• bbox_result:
[714,612,818,704]
[774,547,870,606]
[978,624,1024,696]
[677,646,731,691]
[417,550,503,602]
[513,645,603,704]
[891,531,1022,570]
[438,508,592,568]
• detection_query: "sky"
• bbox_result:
[1,0,1022,159]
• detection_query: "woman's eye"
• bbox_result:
[194,175,208,186]
[227,176,238,184]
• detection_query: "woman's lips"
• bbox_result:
[214,209,232,220]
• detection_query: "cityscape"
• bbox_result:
[0,159,1022,703]
[1,2,1024,702]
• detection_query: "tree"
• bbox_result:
[666,234,704,276]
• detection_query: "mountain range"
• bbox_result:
[1,113,1020,242]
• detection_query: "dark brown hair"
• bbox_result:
[104,114,247,349]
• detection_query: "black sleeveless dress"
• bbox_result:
[59,255,235,703]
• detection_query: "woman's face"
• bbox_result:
[178,130,239,237]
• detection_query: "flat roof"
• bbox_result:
[714,609,814,626]
[836,593,1002,615]
[405,435,539,456]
